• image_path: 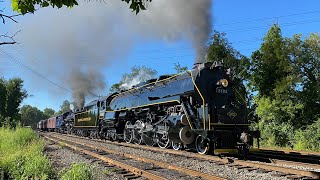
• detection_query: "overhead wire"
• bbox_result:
[0,47,72,94]
[214,10,320,27]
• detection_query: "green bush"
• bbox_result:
[0,126,53,179]
[258,120,294,147]
[293,119,320,151]
[255,118,320,152]
[60,163,93,180]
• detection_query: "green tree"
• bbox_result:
[58,100,71,114]
[0,78,7,118]
[0,77,27,126]
[249,24,293,99]
[43,108,55,118]
[11,0,152,14]
[174,63,188,73]
[288,33,320,125]
[110,66,157,92]
[5,78,28,119]
[249,24,304,147]
[20,105,46,128]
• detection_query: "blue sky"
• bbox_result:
[1,0,320,111]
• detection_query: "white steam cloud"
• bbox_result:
[120,68,157,89]
[16,0,212,107]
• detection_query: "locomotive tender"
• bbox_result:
[38,61,259,155]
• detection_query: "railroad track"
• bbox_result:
[258,148,320,157]
[43,132,320,179]
[42,133,225,180]
[250,148,320,164]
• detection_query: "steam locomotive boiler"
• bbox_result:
[93,61,260,154]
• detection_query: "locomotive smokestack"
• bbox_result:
[193,63,202,69]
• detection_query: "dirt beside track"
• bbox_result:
[44,140,126,180]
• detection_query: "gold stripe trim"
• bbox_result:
[74,109,96,115]
[208,114,211,130]
[184,105,193,130]
[214,149,238,153]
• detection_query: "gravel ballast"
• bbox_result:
[44,142,126,180]
[47,133,299,180]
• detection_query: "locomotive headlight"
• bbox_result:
[220,79,228,87]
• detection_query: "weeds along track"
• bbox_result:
[42,133,225,180]
[43,132,320,180]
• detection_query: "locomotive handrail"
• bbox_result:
[188,70,207,130]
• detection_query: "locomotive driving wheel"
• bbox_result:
[157,133,170,149]
[124,121,133,143]
[195,135,211,155]
[157,121,171,148]
[133,120,143,145]
[172,142,183,150]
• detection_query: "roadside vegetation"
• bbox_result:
[0,126,96,179]
[0,126,53,179]
[60,163,93,180]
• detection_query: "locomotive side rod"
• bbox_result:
[48,134,226,180]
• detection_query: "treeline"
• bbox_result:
[0,78,27,127]
[19,100,74,129]
[19,100,76,128]
[0,79,73,128]
[206,24,319,151]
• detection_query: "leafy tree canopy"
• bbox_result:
[11,0,152,14]
[58,100,71,114]
[20,105,46,128]
[249,24,292,99]
[287,33,320,124]
[0,77,27,127]
[43,108,55,118]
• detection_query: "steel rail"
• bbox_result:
[269,159,320,170]
[49,133,320,179]
[44,135,166,180]
[46,134,226,180]
[249,151,320,164]
[257,148,320,156]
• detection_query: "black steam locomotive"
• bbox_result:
[38,61,259,155]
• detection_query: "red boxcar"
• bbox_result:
[47,117,56,131]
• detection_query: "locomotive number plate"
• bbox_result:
[216,88,227,94]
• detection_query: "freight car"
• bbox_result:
[47,117,56,132]
[53,61,260,155]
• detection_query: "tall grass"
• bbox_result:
[60,163,93,180]
[0,126,53,179]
